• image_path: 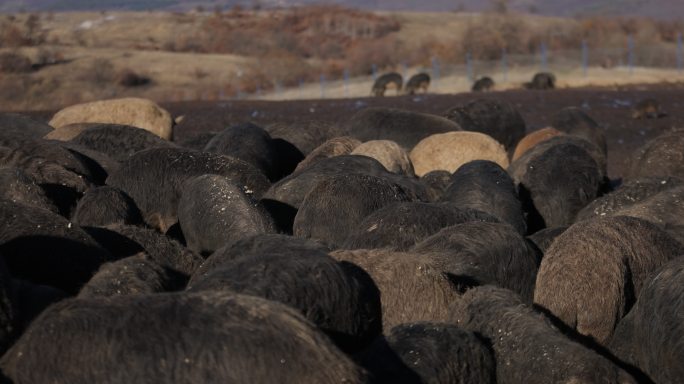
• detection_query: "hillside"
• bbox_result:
[1,0,684,20]
[0,8,683,111]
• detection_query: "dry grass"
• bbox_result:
[1,9,683,111]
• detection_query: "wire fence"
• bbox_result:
[236,34,684,100]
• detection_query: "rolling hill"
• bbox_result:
[1,0,683,20]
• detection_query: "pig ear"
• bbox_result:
[174,115,185,125]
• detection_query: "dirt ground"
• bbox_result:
[21,84,684,181]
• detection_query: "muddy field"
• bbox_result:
[22,84,684,180]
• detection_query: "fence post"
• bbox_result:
[678,32,683,72]
[466,52,473,82]
[344,69,350,97]
[431,57,440,91]
[274,79,282,97]
[372,64,378,81]
[320,74,326,99]
[540,42,547,72]
[582,40,588,77]
[501,48,507,83]
[628,34,634,75]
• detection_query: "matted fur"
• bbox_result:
[0,136,100,184]
[190,234,329,284]
[0,113,53,139]
[509,140,601,230]
[188,251,381,353]
[449,286,635,384]
[351,140,415,176]
[294,136,362,173]
[203,123,299,181]
[330,249,463,330]
[293,173,416,248]
[106,147,270,232]
[609,256,684,384]
[413,222,540,302]
[576,176,683,221]
[0,167,57,213]
[343,107,462,149]
[526,226,567,254]
[0,292,369,384]
[72,186,143,227]
[577,180,684,244]
[419,170,452,201]
[78,253,181,298]
[0,200,110,294]
[265,119,343,155]
[630,129,684,180]
[49,97,174,140]
[551,107,607,155]
[69,124,176,162]
[0,258,16,356]
[342,202,499,251]
[512,127,565,161]
[44,123,98,141]
[86,224,203,279]
[178,175,275,255]
[410,131,509,177]
[440,160,526,234]
[534,216,683,344]
[443,98,526,152]
[358,322,495,384]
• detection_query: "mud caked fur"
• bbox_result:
[78,253,183,298]
[106,147,270,232]
[449,286,636,384]
[358,322,496,384]
[0,167,57,213]
[178,174,275,255]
